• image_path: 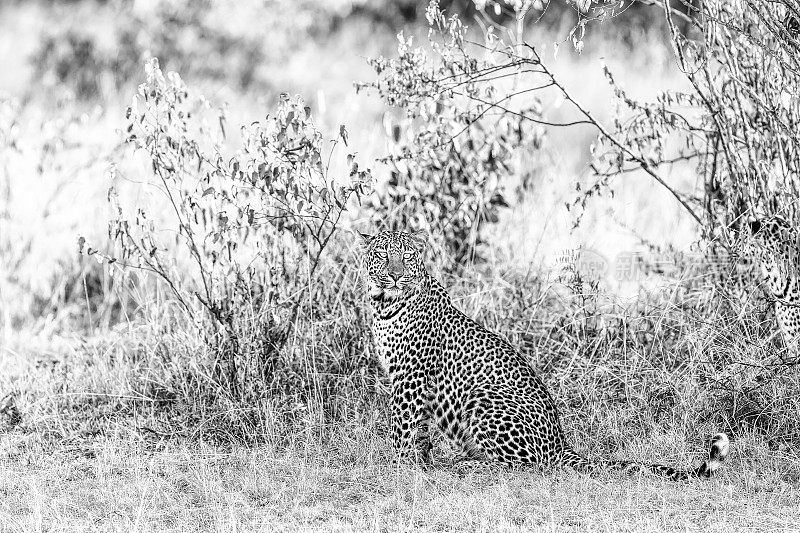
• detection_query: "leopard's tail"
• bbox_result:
[559,433,729,482]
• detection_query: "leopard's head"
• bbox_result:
[360,230,428,301]
[748,217,800,296]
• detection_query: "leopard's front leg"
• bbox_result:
[390,368,432,464]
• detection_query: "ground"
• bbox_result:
[2,432,799,532]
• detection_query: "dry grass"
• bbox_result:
[2,431,799,532]
[3,267,800,531]
[2,327,799,533]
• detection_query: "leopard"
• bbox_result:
[748,216,800,350]
[361,229,729,481]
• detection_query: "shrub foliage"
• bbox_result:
[83,59,371,402]
[62,0,800,442]
[363,3,543,270]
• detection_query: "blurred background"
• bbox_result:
[0,0,700,335]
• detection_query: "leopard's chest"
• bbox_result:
[369,290,451,376]
[372,318,408,375]
[372,309,436,376]
[373,327,392,375]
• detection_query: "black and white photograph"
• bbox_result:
[1,0,799,530]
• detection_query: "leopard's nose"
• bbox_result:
[388,261,404,281]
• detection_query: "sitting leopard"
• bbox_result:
[362,230,729,481]
[748,217,800,350]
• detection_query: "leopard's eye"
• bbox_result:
[403,252,414,260]
[375,250,388,259]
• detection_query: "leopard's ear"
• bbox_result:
[747,218,762,235]
[357,232,375,248]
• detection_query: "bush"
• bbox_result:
[54,0,798,446]
[356,0,800,439]
[571,1,800,242]
[362,2,543,271]
[82,58,372,405]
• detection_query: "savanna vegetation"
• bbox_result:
[1,0,800,531]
